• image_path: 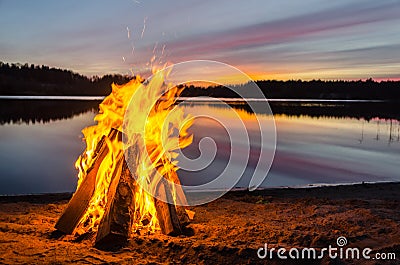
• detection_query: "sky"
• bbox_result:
[1,0,400,81]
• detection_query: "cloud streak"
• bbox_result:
[167,1,400,59]
[1,0,399,79]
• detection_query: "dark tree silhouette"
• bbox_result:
[180,79,400,101]
[0,62,131,96]
[1,61,399,100]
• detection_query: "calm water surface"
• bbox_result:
[0,99,399,195]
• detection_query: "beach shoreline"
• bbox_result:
[0,182,398,264]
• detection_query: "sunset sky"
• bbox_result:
[1,0,400,81]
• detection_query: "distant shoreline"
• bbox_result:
[0,180,398,198]
[0,95,389,102]
[2,62,400,101]
[1,96,399,124]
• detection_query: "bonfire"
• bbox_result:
[54,68,194,246]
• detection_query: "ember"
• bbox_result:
[55,68,194,246]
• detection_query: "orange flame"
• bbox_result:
[74,68,193,235]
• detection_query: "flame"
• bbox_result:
[74,68,193,235]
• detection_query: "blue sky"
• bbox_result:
[1,0,399,80]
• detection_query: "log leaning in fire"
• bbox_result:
[95,159,134,246]
[154,177,183,236]
[168,171,191,227]
[55,129,119,234]
[56,128,193,239]
[124,136,188,235]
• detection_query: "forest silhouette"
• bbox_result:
[1,62,400,100]
[2,61,399,124]
[1,99,399,125]
[0,99,99,125]
[179,79,400,101]
[0,62,131,96]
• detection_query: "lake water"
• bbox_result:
[0,98,399,195]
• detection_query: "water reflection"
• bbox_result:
[197,101,400,121]
[0,111,96,195]
[1,98,399,125]
[0,99,99,125]
[0,99,399,195]
[178,104,400,191]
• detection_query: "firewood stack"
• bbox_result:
[54,128,192,247]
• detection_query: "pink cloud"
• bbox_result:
[165,1,400,60]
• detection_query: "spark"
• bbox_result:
[122,56,126,62]
[152,42,158,54]
[150,55,156,64]
[127,26,130,39]
[161,44,166,56]
[141,17,147,39]
[131,45,135,54]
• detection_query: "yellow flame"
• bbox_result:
[74,69,193,235]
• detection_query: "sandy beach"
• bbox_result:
[0,182,398,264]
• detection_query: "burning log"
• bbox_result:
[168,171,192,227]
[154,177,182,235]
[95,159,134,246]
[126,136,190,236]
[55,129,120,234]
[56,128,192,244]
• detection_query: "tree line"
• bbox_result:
[0,62,131,96]
[1,62,399,100]
[180,79,400,100]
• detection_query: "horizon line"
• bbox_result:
[1,61,400,83]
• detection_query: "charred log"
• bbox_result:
[55,129,119,234]
[95,159,135,247]
[154,177,183,236]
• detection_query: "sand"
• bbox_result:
[0,182,399,264]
